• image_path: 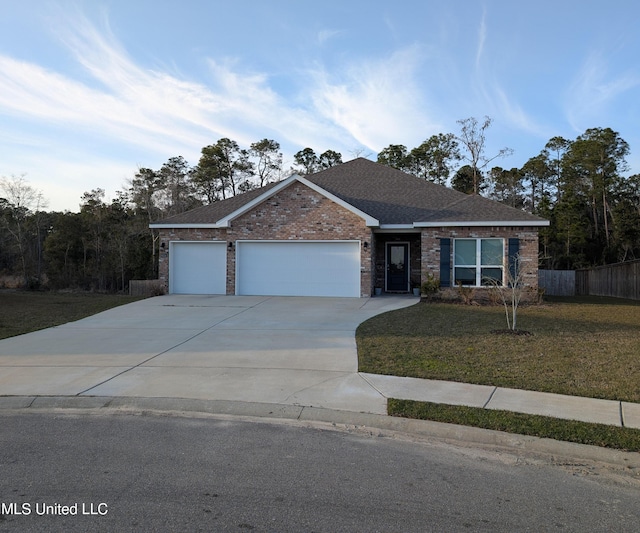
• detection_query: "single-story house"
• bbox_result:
[150,158,549,298]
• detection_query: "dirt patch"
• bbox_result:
[490,329,533,336]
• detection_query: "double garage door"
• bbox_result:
[170,240,360,297]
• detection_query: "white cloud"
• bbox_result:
[317,29,342,45]
[2,8,383,156]
[0,14,293,177]
[566,51,640,132]
[0,6,462,210]
[487,85,553,140]
[307,46,440,151]
[475,7,487,71]
[0,52,218,157]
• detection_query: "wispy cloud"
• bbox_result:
[317,29,343,45]
[307,46,440,151]
[565,51,640,132]
[475,6,487,71]
[0,48,222,158]
[485,85,552,140]
[462,6,552,143]
[0,8,393,163]
[0,7,412,211]
[0,5,453,209]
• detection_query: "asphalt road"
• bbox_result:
[1,411,639,532]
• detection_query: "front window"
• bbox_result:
[454,238,504,286]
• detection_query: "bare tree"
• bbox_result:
[348,147,373,159]
[456,116,513,194]
[0,175,48,286]
[486,253,527,331]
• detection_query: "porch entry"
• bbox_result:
[386,242,409,292]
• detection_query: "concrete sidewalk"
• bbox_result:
[361,373,640,430]
[0,294,638,430]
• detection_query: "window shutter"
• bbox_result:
[439,238,451,288]
[508,238,520,281]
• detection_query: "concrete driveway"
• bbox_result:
[0,295,418,414]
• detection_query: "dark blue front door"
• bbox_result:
[386,243,409,291]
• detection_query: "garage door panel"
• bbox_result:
[170,242,226,295]
[237,241,360,297]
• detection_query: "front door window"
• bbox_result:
[386,243,409,291]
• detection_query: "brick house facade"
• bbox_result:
[151,159,548,298]
[157,183,375,297]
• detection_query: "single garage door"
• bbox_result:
[236,240,361,297]
[169,241,226,294]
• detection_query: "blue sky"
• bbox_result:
[2,0,640,211]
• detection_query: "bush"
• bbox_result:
[420,273,440,295]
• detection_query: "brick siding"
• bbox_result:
[157,228,227,291]
[420,226,540,294]
[157,183,540,299]
[158,182,374,296]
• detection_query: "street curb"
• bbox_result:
[1,395,639,471]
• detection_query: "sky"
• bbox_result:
[2,0,640,212]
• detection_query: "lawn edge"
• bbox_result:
[388,398,640,452]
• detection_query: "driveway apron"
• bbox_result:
[0,295,418,414]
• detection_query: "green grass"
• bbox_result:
[0,291,144,340]
[357,297,640,403]
[358,297,640,449]
[389,399,640,452]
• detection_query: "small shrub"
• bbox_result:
[421,273,440,295]
[456,282,476,305]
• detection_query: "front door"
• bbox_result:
[386,243,409,292]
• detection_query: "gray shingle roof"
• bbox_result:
[152,158,547,226]
[150,181,281,225]
[307,158,546,225]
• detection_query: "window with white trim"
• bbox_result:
[454,238,504,286]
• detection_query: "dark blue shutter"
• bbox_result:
[508,238,520,281]
[439,238,451,288]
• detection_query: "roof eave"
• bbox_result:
[376,224,421,233]
[149,223,226,229]
[413,220,550,228]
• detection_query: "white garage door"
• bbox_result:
[236,241,361,297]
[169,241,227,294]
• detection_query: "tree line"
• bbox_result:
[2,118,640,291]
[376,119,640,269]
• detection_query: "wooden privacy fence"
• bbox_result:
[540,260,640,300]
[576,260,640,300]
[539,270,575,296]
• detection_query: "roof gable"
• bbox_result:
[150,172,379,228]
[216,174,379,227]
[149,181,281,228]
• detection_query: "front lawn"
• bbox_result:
[0,291,144,340]
[357,297,640,403]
